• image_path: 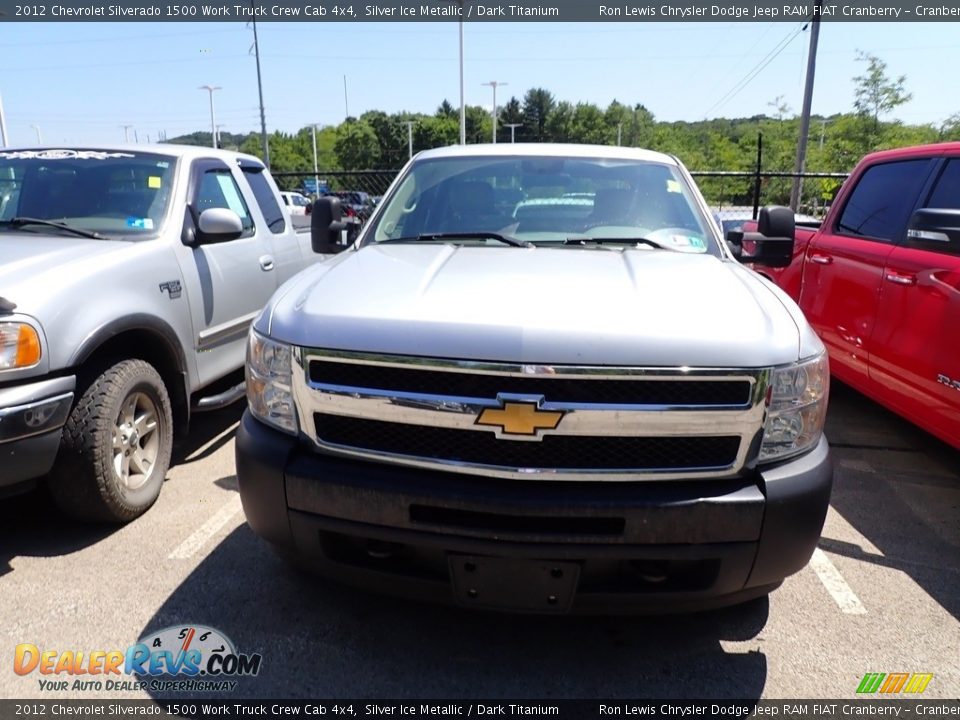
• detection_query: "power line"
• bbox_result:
[701,23,808,119]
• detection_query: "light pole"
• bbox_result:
[311,123,320,197]
[458,9,465,145]
[198,85,221,149]
[31,125,42,144]
[505,123,521,143]
[482,81,507,143]
[215,124,227,148]
[0,92,8,148]
[403,120,416,159]
[617,123,622,146]
[121,125,133,143]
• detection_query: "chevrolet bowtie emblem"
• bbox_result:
[475,402,564,437]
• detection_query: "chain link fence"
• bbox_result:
[273,168,850,233]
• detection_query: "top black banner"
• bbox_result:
[1,0,959,21]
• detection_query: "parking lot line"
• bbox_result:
[809,547,868,615]
[168,495,243,560]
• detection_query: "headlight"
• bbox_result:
[0,322,41,370]
[759,352,829,463]
[246,330,297,434]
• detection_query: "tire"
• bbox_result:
[48,359,173,523]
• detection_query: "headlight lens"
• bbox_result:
[760,352,829,463]
[0,323,41,370]
[246,330,297,434]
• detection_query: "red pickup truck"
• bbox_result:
[743,142,960,449]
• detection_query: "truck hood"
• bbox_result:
[0,234,132,312]
[266,244,804,367]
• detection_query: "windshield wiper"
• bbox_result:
[3,217,103,239]
[379,232,533,248]
[562,236,671,250]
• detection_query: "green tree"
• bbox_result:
[522,88,556,142]
[334,120,381,170]
[436,100,456,119]
[497,97,524,142]
[853,51,912,152]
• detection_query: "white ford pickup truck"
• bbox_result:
[236,144,833,613]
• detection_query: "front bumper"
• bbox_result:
[236,411,833,613]
[0,376,75,488]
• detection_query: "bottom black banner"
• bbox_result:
[1,700,958,720]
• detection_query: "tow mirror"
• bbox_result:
[906,208,960,244]
[727,205,795,268]
[311,197,348,254]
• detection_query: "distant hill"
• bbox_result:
[164,131,256,151]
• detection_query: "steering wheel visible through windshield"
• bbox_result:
[367,154,719,255]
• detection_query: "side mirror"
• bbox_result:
[728,205,795,268]
[193,208,244,244]
[906,208,960,244]
[310,196,348,254]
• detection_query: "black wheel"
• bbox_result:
[48,359,173,523]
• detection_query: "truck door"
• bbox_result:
[799,158,933,389]
[870,157,960,446]
[181,159,278,387]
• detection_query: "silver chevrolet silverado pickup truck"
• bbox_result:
[236,144,833,613]
[0,146,324,521]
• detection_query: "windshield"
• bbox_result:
[0,149,177,237]
[367,154,719,254]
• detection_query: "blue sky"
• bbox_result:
[1,21,958,146]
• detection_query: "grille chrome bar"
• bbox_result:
[292,348,770,482]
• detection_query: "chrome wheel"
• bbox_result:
[112,391,161,491]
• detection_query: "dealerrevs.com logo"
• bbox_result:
[14,625,262,693]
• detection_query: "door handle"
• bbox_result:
[259,255,275,272]
[885,272,916,286]
[809,254,833,265]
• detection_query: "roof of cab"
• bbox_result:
[414,143,679,165]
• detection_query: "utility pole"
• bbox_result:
[311,123,320,197]
[482,81,507,143]
[198,85,221,149]
[343,75,349,119]
[505,123,521,143]
[31,125,42,143]
[403,120,416,159]
[617,123,622,146]
[0,92,8,148]
[249,10,269,166]
[790,6,821,211]
[121,125,133,143]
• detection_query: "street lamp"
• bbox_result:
[311,123,321,197]
[215,124,227,148]
[0,92,8,148]
[31,125,42,144]
[198,85,221,149]
[505,123,521,143]
[481,81,507,144]
[458,16,465,145]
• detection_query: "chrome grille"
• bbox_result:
[292,349,770,482]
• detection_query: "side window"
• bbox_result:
[241,168,287,234]
[911,158,960,256]
[196,169,254,236]
[835,159,931,243]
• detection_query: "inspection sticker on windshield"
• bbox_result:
[668,234,706,251]
[148,176,162,189]
[666,179,683,193]
[126,217,154,230]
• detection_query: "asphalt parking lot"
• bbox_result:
[1,381,957,701]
